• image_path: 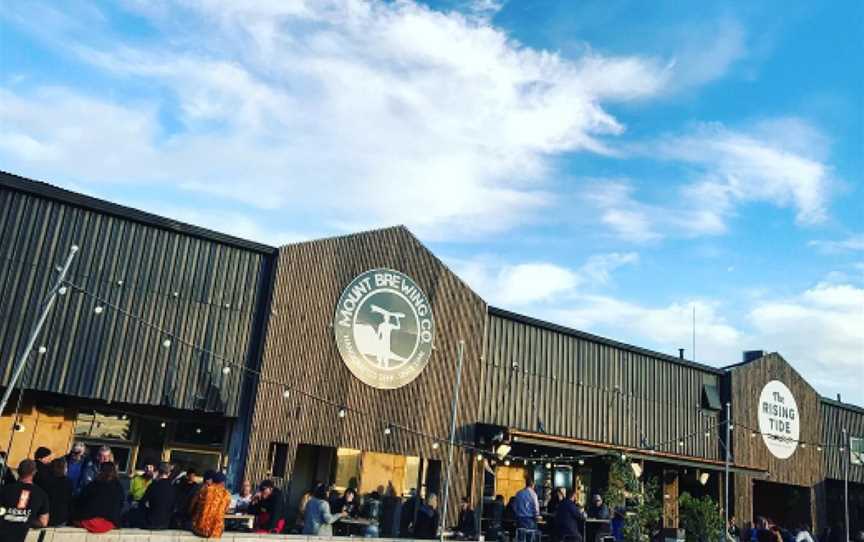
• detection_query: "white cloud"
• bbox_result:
[668,17,747,90]
[0,0,673,241]
[809,233,864,253]
[585,119,836,243]
[748,282,864,397]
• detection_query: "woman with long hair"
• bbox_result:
[74,462,125,533]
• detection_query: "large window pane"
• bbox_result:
[334,448,361,491]
[173,422,224,447]
[74,410,132,441]
[169,449,221,473]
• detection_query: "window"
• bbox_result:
[851,437,863,466]
[169,449,221,474]
[173,422,224,447]
[701,384,722,410]
[334,448,361,490]
[268,442,289,478]
[74,410,133,441]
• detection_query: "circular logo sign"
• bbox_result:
[333,269,435,389]
[757,380,800,459]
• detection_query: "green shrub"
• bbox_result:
[678,492,724,542]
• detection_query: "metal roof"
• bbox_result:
[0,170,277,255]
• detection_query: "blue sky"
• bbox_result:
[1,0,862,403]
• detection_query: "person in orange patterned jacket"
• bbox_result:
[190,472,231,538]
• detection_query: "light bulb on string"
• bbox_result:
[432,442,439,450]
[577,459,585,466]
[705,431,711,438]
[94,306,104,315]
[58,286,68,296]
[338,407,347,418]
[222,366,231,375]
[160,422,166,429]
[678,440,684,448]
[38,346,48,355]
[384,425,392,436]
[282,389,291,399]
[620,454,626,461]
[750,432,756,438]
[477,454,484,462]
[545,462,552,469]
[162,339,171,348]
[196,428,202,434]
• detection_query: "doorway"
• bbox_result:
[753,480,811,526]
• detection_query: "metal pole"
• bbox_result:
[441,340,466,542]
[725,402,730,536]
[843,428,849,542]
[0,245,78,418]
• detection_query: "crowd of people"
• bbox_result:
[733,517,864,542]
[0,442,292,541]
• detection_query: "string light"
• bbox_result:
[705,431,711,438]
[51,277,850,462]
[196,428,202,434]
[577,459,585,466]
[504,459,510,466]
[282,389,291,399]
[620,454,626,461]
[545,462,552,468]
[58,286,67,295]
[222,366,231,375]
[477,454,484,462]
[338,407,347,418]
[37,346,47,355]
[160,422,166,428]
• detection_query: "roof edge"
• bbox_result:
[0,170,277,255]
[820,396,864,415]
[488,305,724,375]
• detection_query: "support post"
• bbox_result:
[441,340,466,541]
[725,402,731,535]
[843,428,849,542]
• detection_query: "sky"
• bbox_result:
[1,0,862,404]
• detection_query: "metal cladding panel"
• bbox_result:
[480,312,723,461]
[728,353,825,528]
[244,226,487,515]
[821,399,864,483]
[0,181,274,417]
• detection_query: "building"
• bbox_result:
[1,171,862,532]
[0,171,276,480]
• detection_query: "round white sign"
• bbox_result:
[333,269,435,389]
[757,380,800,459]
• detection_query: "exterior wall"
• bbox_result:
[243,226,488,521]
[481,310,723,461]
[821,399,864,483]
[727,353,825,529]
[0,172,275,417]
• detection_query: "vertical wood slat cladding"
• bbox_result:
[244,227,487,521]
[481,312,722,461]
[821,399,864,483]
[728,353,825,528]
[0,178,273,416]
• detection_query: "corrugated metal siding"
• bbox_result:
[481,313,722,460]
[0,184,273,417]
[821,400,864,483]
[244,226,487,522]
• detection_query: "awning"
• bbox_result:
[509,429,768,477]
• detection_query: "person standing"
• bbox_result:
[32,447,52,487]
[140,462,176,530]
[74,461,125,533]
[513,477,541,530]
[0,459,49,542]
[191,472,232,539]
[80,445,113,491]
[40,459,73,527]
[303,483,345,536]
[414,493,440,539]
[586,494,610,519]
[555,488,586,542]
[64,442,88,495]
[172,467,200,529]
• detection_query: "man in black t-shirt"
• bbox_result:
[141,462,177,529]
[0,459,49,542]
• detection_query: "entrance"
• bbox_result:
[753,480,811,526]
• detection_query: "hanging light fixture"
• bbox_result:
[38,346,48,355]
[545,462,552,469]
[678,440,684,447]
[577,459,585,466]
[504,459,511,466]
[477,454,484,462]
[162,339,172,348]
[222,366,231,375]
[432,442,439,450]
[384,425,392,436]
[338,407,347,418]
[282,388,291,399]
[94,306,104,315]
[58,286,68,295]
